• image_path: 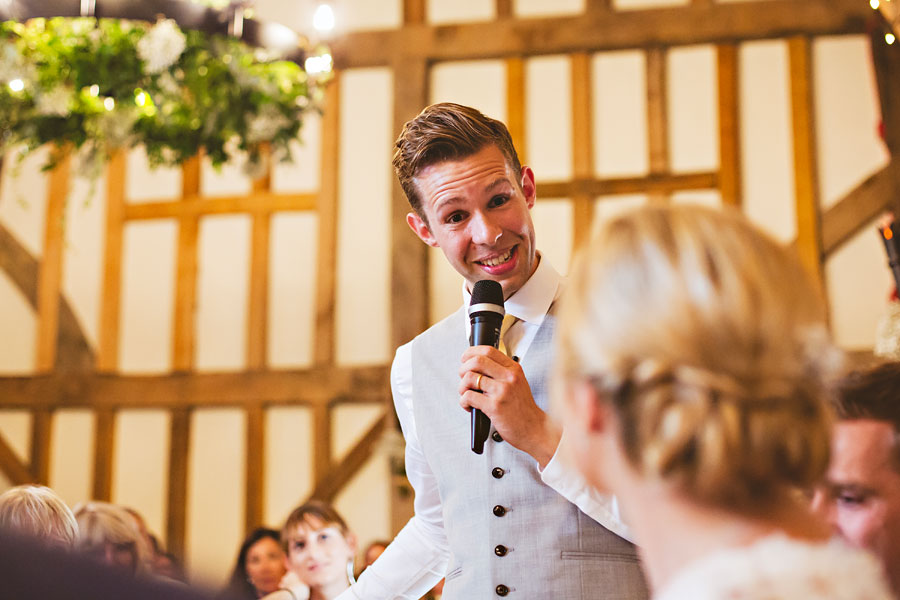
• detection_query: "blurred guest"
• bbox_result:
[263,500,356,600]
[124,506,186,582]
[74,501,151,576]
[361,540,388,569]
[0,484,77,548]
[224,527,288,599]
[553,204,893,598]
[812,361,900,594]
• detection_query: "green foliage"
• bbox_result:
[0,17,330,176]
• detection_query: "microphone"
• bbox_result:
[468,280,505,454]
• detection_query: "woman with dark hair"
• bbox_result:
[224,527,288,599]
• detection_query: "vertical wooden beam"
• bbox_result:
[312,403,332,486]
[29,409,52,484]
[166,408,190,561]
[717,44,742,207]
[36,151,71,372]
[646,47,670,203]
[244,405,265,533]
[404,0,425,25]
[587,0,613,13]
[391,57,430,348]
[98,150,126,372]
[571,52,596,251]
[789,36,826,292]
[314,77,341,366]
[247,152,272,371]
[172,156,201,371]
[506,57,527,166]
[92,409,115,502]
[496,0,513,19]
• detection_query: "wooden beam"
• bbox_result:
[312,403,332,486]
[166,408,190,561]
[571,52,595,250]
[314,75,341,366]
[29,409,52,484]
[404,0,425,25]
[496,0,513,19]
[0,223,94,370]
[539,171,718,198]
[308,410,390,502]
[390,58,430,349]
[244,405,265,533]
[788,35,825,291]
[0,431,32,485]
[506,57,527,165]
[820,158,900,257]
[247,151,271,372]
[98,150,126,372]
[0,365,390,409]
[172,156,201,371]
[647,47,669,203]
[330,0,867,69]
[92,409,115,502]
[870,24,900,156]
[717,43,742,207]
[123,193,317,220]
[36,151,70,372]
[586,0,613,13]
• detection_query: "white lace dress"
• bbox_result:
[654,534,893,600]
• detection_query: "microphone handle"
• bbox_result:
[470,315,502,454]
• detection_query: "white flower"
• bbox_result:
[137,19,186,74]
[35,86,73,116]
[245,104,291,143]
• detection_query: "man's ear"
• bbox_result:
[407,211,439,248]
[520,166,536,210]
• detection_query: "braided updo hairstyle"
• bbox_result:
[556,204,842,508]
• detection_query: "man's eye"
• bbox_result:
[446,212,465,224]
[489,195,509,208]
[838,493,865,506]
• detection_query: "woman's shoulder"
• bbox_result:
[655,534,893,600]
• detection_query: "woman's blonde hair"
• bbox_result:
[73,501,150,574]
[557,204,840,508]
[0,484,78,547]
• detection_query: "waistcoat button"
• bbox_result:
[494,545,508,557]
[496,584,509,596]
[491,467,505,479]
[492,431,503,443]
[493,505,506,517]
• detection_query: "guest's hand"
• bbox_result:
[459,346,561,468]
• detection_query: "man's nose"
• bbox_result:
[471,212,502,245]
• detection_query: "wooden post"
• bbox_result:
[506,58,527,166]
[92,409,115,501]
[172,156,201,371]
[36,151,71,372]
[244,405,265,532]
[29,409,52,484]
[247,150,272,371]
[646,47,670,203]
[717,44,742,207]
[98,150,127,372]
[166,408,191,560]
[789,36,826,293]
[571,51,595,251]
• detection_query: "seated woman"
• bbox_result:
[73,501,151,577]
[224,527,288,599]
[553,204,893,599]
[0,484,78,548]
[263,500,356,600]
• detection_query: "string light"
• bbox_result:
[872,0,881,10]
[313,2,335,33]
[887,32,897,44]
[305,53,333,75]
[103,97,115,111]
[8,79,24,92]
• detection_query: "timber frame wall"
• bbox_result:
[0,0,895,561]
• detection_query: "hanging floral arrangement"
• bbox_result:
[0,16,332,178]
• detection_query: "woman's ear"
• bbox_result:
[345,532,358,555]
[572,379,608,434]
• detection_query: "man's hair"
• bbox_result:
[0,484,78,547]
[392,102,522,221]
[834,361,900,469]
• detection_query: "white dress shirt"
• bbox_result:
[336,256,632,600]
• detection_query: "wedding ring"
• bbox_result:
[476,374,483,390]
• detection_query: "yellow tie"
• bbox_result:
[498,313,518,357]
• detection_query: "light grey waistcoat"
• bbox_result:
[411,304,649,599]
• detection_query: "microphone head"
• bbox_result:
[469,279,505,317]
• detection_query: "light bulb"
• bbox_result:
[8,78,24,92]
[887,32,896,45]
[871,0,880,9]
[313,3,335,33]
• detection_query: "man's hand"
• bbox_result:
[459,346,561,468]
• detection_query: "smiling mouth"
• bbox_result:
[477,247,514,267]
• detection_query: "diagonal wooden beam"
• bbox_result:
[0,430,32,485]
[307,410,390,502]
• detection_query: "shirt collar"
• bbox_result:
[461,253,561,327]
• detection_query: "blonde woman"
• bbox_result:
[553,204,892,599]
[73,501,151,576]
[0,484,77,548]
